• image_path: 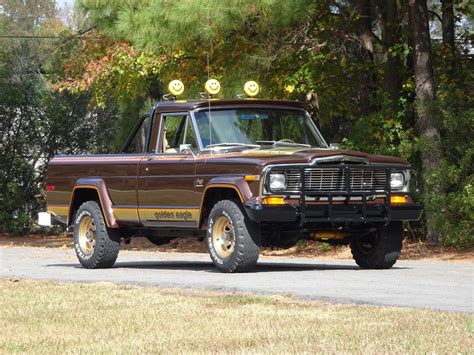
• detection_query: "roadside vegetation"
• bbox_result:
[0,279,472,353]
[0,1,472,247]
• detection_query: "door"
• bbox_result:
[137,113,201,228]
[105,114,151,226]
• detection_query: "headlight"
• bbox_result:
[269,173,286,191]
[390,172,405,190]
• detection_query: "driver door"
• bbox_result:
[137,113,200,228]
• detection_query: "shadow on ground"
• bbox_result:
[47,260,409,272]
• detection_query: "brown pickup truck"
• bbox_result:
[39,98,422,272]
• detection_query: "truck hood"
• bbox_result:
[201,146,408,166]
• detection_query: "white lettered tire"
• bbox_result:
[73,201,120,269]
[207,200,260,273]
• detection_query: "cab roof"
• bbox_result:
[154,99,305,113]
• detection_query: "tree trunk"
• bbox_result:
[409,0,442,244]
[441,0,456,68]
[354,0,375,115]
[375,0,402,104]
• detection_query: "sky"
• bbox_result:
[57,0,74,6]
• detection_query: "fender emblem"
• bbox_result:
[195,178,204,187]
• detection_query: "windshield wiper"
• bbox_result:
[204,143,261,150]
[256,140,311,148]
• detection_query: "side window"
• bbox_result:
[125,116,150,153]
[160,115,198,154]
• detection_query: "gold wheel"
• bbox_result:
[78,215,96,256]
[212,215,235,258]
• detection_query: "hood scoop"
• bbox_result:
[310,155,369,165]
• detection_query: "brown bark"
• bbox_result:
[409,0,442,244]
[441,0,456,68]
[375,0,402,103]
[354,0,375,115]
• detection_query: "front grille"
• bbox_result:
[349,169,387,191]
[306,168,345,191]
[285,170,302,192]
[273,167,388,193]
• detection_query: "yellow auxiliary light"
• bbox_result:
[204,79,221,95]
[168,80,185,96]
[244,81,260,97]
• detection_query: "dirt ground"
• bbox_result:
[1,232,472,262]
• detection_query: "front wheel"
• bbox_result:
[207,200,260,273]
[73,201,121,269]
[350,222,403,269]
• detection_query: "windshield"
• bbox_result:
[194,108,327,149]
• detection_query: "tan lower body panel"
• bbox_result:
[139,208,199,222]
[113,207,199,223]
[113,208,140,222]
[47,205,69,219]
[48,205,199,224]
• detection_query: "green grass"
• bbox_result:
[0,279,472,353]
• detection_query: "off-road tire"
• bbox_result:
[207,200,260,273]
[73,201,120,269]
[350,222,403,269]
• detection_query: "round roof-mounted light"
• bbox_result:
[204,79,221,95]
[244,81,259,97]
[168,80,184,96]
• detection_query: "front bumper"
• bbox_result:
[250,163,423,224]
[244,202,423,224]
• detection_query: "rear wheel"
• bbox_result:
[207,200,260,273]
[73,201,120,269]
[350,222,403,269]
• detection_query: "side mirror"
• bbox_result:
[329,143,339,150]
[179,144,194,155]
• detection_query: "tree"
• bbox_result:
[56,39,164,149]
[354,0,375,115]
[0,0,118,234]
[441,0,456,69]
[441,0,456,49]
[409,0,442,244]
[374,0,404,104]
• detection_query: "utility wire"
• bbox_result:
[0,35,99,39]
[0,27,99,40]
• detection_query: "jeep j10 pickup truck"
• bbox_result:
[39,81,422,273]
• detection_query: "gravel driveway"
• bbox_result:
[1,246,472,312]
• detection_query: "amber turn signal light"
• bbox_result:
[244,175,260,181]
[390,195,408,205]
[262,197,285,205]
